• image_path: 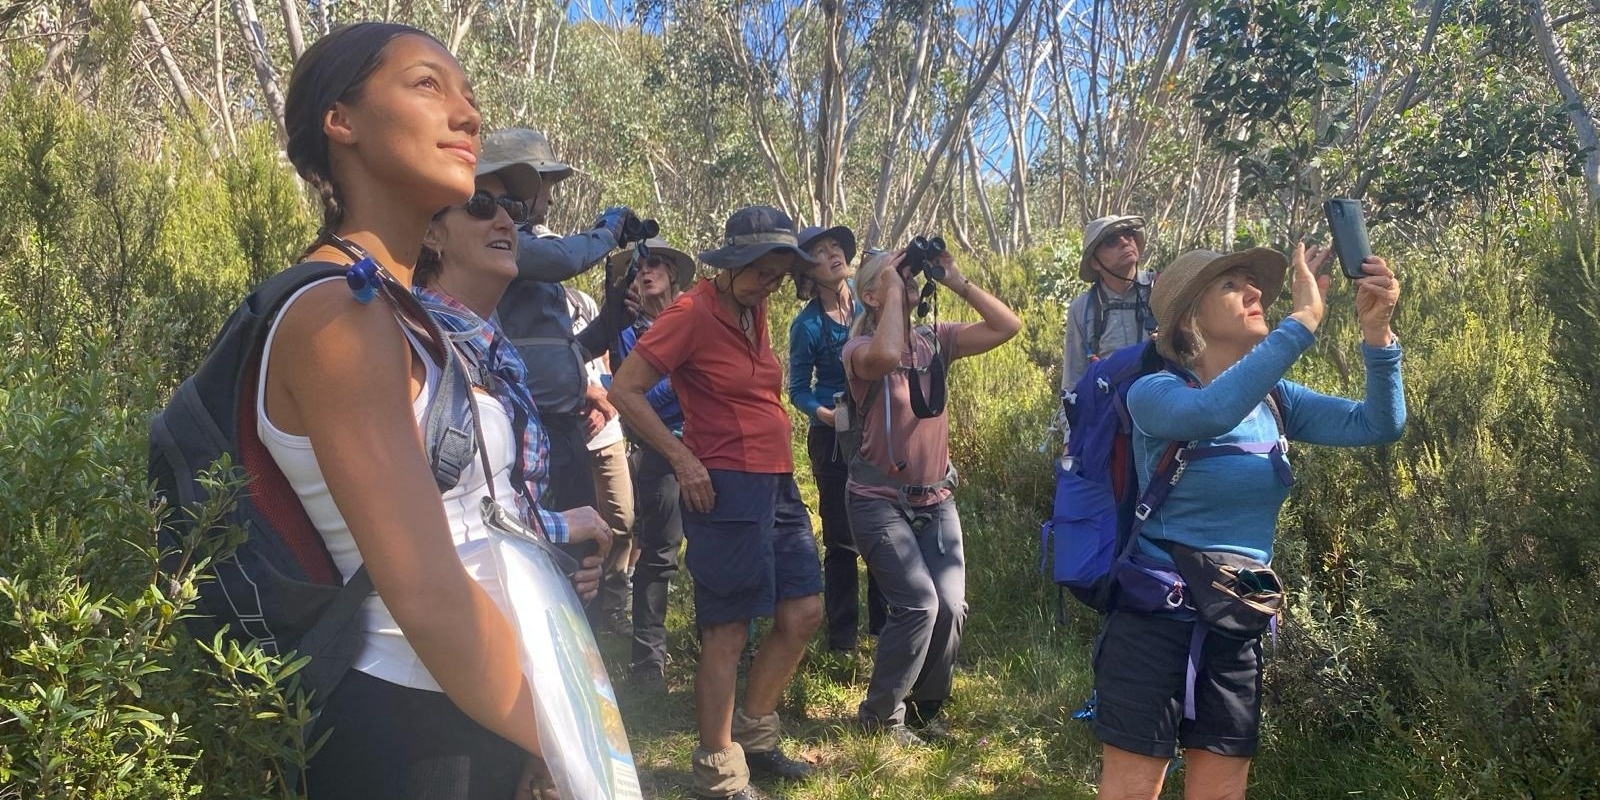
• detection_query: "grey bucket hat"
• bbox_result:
[1079,214,1147,281]
[698,205,817,270]
[607,237,697,291]
[477,129,573,201]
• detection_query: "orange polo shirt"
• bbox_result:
[633,279,794,473]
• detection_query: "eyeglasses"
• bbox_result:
[462,190,529,224]
[638,256,673,271]
[748,265,789,288]
[1104,229,1140,245]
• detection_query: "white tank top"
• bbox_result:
[257,278,520,691]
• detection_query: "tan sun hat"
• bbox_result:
[1079,215,1147,281]
[477,128,573,201]
[606,237,697,291]
[1150,247,1289,338]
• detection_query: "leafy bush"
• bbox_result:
[0,90,315,800]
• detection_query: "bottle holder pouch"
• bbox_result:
[1109,553,1188,614]
[1166,543,1283,640]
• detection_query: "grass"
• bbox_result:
[593,467,1432,800]
[595,484,1106,800]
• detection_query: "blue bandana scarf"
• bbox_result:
[413,286,570,543]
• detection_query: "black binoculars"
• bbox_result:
[620,215,659,246]
[901,235,947,281]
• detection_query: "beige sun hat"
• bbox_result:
[606,237,697,291]
[1079,215,1147,281]
[477,128,573,201]
[1150,247,1289,338]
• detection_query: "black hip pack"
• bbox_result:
[1165,543,1284,640]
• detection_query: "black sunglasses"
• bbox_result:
[462,190,529,224]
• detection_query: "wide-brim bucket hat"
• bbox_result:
[477,128,573,201]
[1150,247,1289,336]
[797,225,857,264]
[607,237,697,291]
[1079,214,1147,281]
[793,224,857,297]
[698,205,816,270]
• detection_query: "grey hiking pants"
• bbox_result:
[847,493,967,726]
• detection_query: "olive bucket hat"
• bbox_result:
[607,237,697,291]
[698,205,817,270]
[1079,214,1147,281]
[1149,247,1289,355]
[477,128,573,201]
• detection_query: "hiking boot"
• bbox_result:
[744,747,813,781]
[855,712,926,746]
[601,608,633,637]
[628,664,665,691]
[697,786,773,800]
[911,717,950,743]
[885,723,927,747]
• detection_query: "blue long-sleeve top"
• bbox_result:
[787,296,855,426]
[494,227,618,415]
[1127,317,1405,565]
[618,319,683,433]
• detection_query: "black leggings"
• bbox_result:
[306,670,526,800]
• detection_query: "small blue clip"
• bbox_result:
[345,257,380,303]
[1072,691,1097,723]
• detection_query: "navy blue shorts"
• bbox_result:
[1091,608,1264,758]
[682,470,822,627]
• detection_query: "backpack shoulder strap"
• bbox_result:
[1264,385,1287,438]
[1085,284,1104,357]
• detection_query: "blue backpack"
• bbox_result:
[1039,340,1284,617]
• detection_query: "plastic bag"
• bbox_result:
[482,498,643,800]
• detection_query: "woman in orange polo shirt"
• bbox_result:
[611,205,822,800]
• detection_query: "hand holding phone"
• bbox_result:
[1323,198,1372,280]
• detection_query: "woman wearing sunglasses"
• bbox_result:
[604,239,696,688]
[413,176,612,604]
[255,24,607,798]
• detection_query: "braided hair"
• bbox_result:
[284,22,443,253]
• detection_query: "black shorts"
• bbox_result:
[1091,608,1264,758]
[306,670,526,799]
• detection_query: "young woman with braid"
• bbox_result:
[255,23,607,797]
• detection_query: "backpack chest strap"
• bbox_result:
[1181,440,1294,487]
[1132,439,1293,527]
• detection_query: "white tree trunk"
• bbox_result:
[278,0,306,59]
[1528,0,1600,203]
[885,0,1037,245]
[215,0,238,148]
[230,0,288,143]
[863,0,936,248]
[134,1,203,125]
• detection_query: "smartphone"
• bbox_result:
[1323,198,1372,280]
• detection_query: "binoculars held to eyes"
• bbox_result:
[901,235,947,281]
[899,234,948,318]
